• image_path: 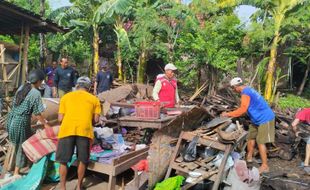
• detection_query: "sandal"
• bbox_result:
[303,166,310,175]
[259,167,270,174]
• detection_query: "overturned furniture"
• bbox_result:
[164,119,247,190]
[118,106,209,189]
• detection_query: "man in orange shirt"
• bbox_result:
[56,76,101,190]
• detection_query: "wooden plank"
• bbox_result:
[170,162,190,174]
[71,161,114,175]
[119,115,175,123]
[114,151,148,176]
[212,144,232,190]
[165,131,184,179]
[0,44,8,97]
[108,175,116,190]
[112,147,149,165]
[118,120,165,129]
[182,132,226,151]
[182,170,218,190]
[8,64,20,80]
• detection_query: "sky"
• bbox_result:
[48,0,257,24]
[49,0,71,9]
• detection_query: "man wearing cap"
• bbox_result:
[221,77,275,173]
[152,63,180,108]
[93,61,113,95]
[56,76,101,190]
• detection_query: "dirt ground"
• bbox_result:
[268,156,310,180]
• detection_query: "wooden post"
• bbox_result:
[16,24,24,88]
[0,44,8,98]
[21,24,30,83]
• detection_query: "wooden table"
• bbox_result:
[118,115,176,129]
[73,147,149,190]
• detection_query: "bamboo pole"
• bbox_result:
[189,81,208,101]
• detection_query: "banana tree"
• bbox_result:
[54,0,131,75]
[132,0,163,83]
[114,18,132,81]
[94,0,132,76]
[264,0,300,102]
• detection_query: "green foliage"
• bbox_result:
[28,36,40,69]
[8,0,52,16]
[47,33,91,64]
[0,35,15,44]
[282,1,310,64]
[6,0,309,99]
[174,2,244,86]
[94,0,133,22]
[278,94,310,109]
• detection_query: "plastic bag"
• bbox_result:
[154,175,185,190]
[183,135,199,162]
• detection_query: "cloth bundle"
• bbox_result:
[22,126,59,162]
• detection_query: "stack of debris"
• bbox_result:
[195,90,300,162]
[164,117,248,189]
[123,128,146,144]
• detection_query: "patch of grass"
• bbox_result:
[278,94,310,109]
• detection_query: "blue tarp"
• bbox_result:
[2,156,48,190]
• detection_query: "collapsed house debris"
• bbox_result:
[0,85,309,190]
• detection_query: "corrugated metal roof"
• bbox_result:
[0,0,67,35]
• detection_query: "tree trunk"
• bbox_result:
[207,65,217,95]
[39,0,46,69]
[137,50,147,84]
[92,27,99,76]
[197,67,201,90]
[264,31,280,102]
[22,25,30,83]
[297,61,310,95]
[117,45,123,81]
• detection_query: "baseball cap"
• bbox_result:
[99,59,108,69]
[77,76,91,89]
[164,63,177,71]
[230,77,243,86]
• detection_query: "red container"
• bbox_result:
[135,101,161,119]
